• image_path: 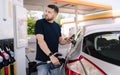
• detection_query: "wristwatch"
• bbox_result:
[48,52,53,57]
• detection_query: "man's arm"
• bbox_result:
[59,36,72,45]
[36,34,60,64]
[36,34,51,55]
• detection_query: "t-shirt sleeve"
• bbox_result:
[34,20,44,35]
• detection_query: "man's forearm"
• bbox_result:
[38,39,60,64]
[36,34,51,56]
[38,40,51,56]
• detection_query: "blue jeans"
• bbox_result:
[36,61,60,75]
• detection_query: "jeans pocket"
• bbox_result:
[50,63,61,70]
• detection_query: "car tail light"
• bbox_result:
[80,56,107,75]
[66,56,107,75]
[66,59,85,75]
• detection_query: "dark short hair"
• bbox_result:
[48,5,59,13]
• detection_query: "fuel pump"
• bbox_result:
[0,39,15,75]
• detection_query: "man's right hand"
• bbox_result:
[49,55,60,65]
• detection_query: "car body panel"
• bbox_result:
[84,23,120,36]
[80,52,120,75]
[66,23,120,75]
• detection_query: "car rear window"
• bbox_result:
[83,31,120,66]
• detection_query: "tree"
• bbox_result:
[27,16,35,35]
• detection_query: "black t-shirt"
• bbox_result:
[34,19,61,62]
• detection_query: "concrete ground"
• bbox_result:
[25,35,70,75]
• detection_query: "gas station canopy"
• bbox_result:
[24,0,112,14]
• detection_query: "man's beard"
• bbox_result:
[45,18,53,21]
[45,15,54,21]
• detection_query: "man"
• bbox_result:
[34,5,72,75]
